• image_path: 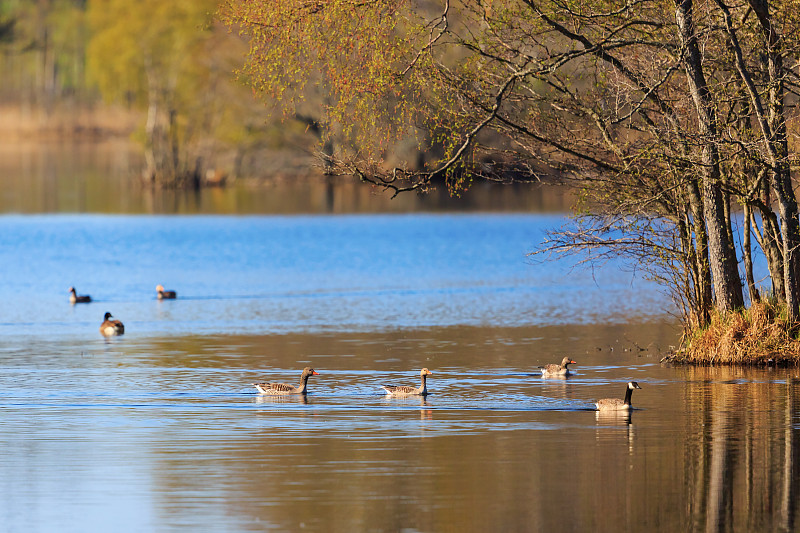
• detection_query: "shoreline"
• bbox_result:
[0,103,139,142]
[666,301,800,366]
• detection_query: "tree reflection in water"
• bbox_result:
[682,367,800,532]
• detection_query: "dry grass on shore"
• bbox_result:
[0,104,138,141]
[669,301,800,365]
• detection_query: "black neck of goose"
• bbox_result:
[624,386,634,405]
[421,373,427,387]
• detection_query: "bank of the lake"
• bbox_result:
[669,300,800,366]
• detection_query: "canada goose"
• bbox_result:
[540,357,577,377]
[99,312,124,336]
[69,287,91,304]
[253,367,319,395]
[381,368,433,396]
[595,381,642,411]
[156,285,177,299]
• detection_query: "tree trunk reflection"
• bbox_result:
[687,372,800,531]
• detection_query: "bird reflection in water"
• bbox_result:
[255,394,309,405]
[595,409,632,425]
[595,410,635,453]
[383,395,433,420]
[420,398,433,420]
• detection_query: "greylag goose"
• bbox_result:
[99,312,124,336]
[69,287,91,304]
[254,367,319,395]
[156,285,177,299]
[540,357,577,377]
[381,368,432,396]
[595,382,641,411]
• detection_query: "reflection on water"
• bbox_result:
[0,198,794,530]
[595,409,632,425]
[680,367,800,532]
[3,326,800,531]
[0,140,573,215]
[254,393,309,405]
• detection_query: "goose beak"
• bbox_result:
[312,371,319,375]
[570,360,577,364]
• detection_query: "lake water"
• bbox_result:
[1,189,797,530]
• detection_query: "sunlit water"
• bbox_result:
[0,214,795,532]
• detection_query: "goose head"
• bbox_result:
[301,367,319,378]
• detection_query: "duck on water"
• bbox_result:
[69,287,91,304]
[99,312,124,336]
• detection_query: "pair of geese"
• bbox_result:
[70,285,177,305]
[256,360,642,411]
[540,356,641,411]
[254,367,433,397]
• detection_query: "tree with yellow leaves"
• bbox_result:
[87,0,227,186]
[222,0,800,338]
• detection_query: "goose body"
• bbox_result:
[382,368,432,396]
[99,312,124,336]
[540,357,576,377]
[69,287,92,304]
[595,381,641,411]
[254,367,319,395]
[156,285,177,299]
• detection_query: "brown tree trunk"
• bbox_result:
[143,59,160,183]
[752,0,800,321]
[675,0,743,312]
[743,203,759,303]
[724,0,799,318]
[687,177,712,325]
[754,208,785,302]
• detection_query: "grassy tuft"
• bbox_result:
[669,301,800,366]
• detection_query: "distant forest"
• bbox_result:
[0,0,321,185]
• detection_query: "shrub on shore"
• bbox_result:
[668,301,800,366]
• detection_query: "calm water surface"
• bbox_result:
[0,214,795,532]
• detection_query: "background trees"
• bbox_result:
[0,0,92,107]
[87,0,242,186]
[223,0,800,328]
[0,1,317,186]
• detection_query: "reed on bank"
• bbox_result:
[668,300,800,366]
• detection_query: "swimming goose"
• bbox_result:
[595,382,641,411]
[69,287,92,304]
[99,312,124,336]
[156,285,177,299]
[253,367,319,395]
[540,357,577,377]
[381,368,432,396]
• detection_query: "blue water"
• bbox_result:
[0,213,671,340]
[3,213,793,533]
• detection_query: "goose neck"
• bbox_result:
[624,386,634,405]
